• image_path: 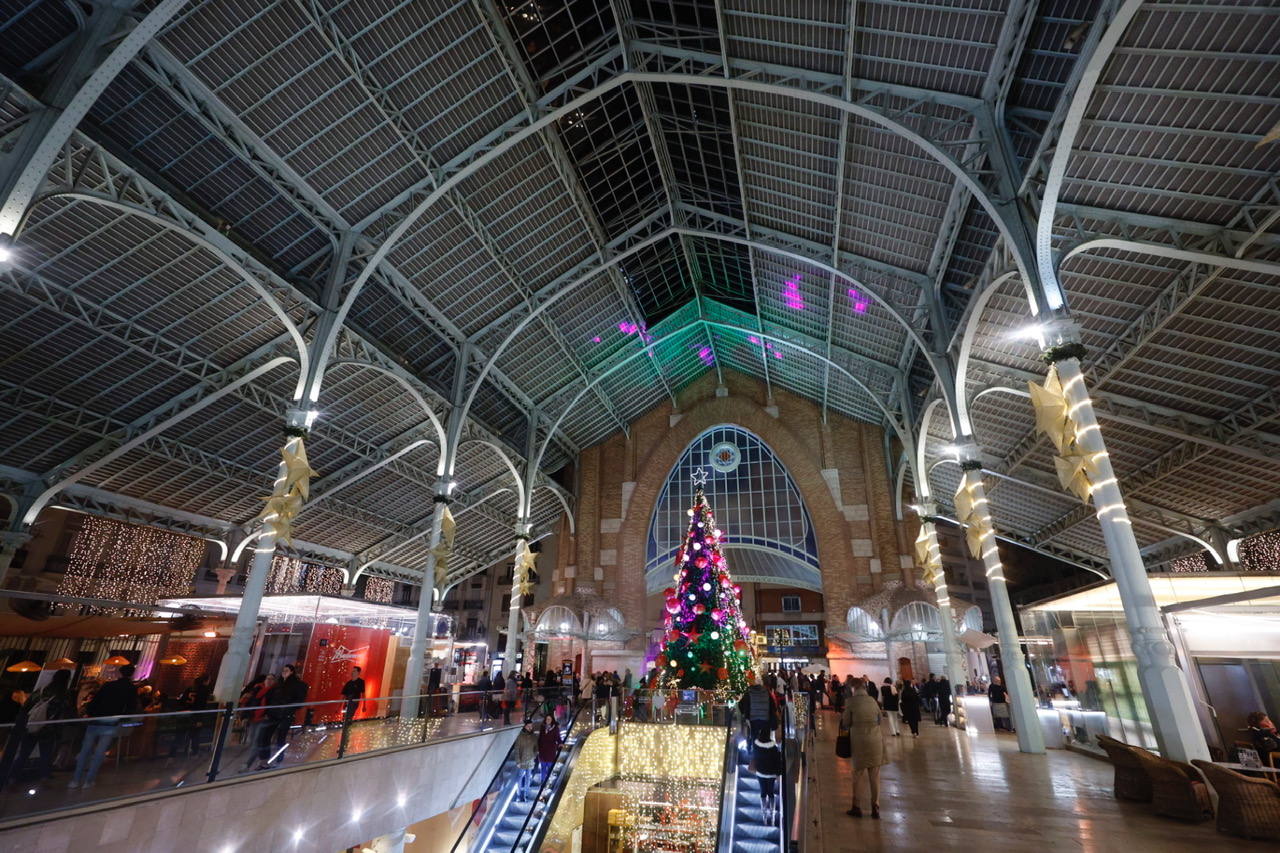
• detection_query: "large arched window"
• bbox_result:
[645,425,820,593]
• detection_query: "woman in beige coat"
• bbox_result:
[840,676,886,818]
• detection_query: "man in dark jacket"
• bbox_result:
[276,664,308,749]
[70,664,138,789]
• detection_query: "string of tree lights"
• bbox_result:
[58,515,206,611]
[656,471,757,699]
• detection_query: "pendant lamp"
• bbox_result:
[46,657,77,670]
[159,654,188,666]
[5,660,41,673]
[103,655,132,666]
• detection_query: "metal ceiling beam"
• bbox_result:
[110,47,580,471]
[712,0,775,406]
[291,0,631,441]
[472,0,679,409]
[0,0,189,237]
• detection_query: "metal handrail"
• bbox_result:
[715,710,740,853]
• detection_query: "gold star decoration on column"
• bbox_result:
[1028,365,1101,504]
[511,539,537,597]
[914,525,943,586]
[255,438,317,546]
[953,479,994,560]
[431,504,457,590]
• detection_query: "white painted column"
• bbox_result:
[213,436,296,702]
[1055,356,1210,762]
[959,465,1045,754]
[400,493,449,719]
[917,507,968,692]
[501,524,531,678]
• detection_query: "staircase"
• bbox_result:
[730,769,783,853]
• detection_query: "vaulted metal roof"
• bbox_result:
[1,0,1277,586]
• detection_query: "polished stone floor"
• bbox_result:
[807,708,1249,852]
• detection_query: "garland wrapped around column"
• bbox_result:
[1028,364,1101,504]
[254,436,318,546]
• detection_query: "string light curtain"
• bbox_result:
[265,555,344,595]
[1239,530,1280,572]
[363,577,394,603]
[59,515,205,609]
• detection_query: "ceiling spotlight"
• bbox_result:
[1007,322,1047,342]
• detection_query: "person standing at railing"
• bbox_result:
[0,669,72,789]
[254,675,291,770]
[171,673,212,757]
[536,713,561,784]
[514,719,539,802]
[68,664,137,790]
[241,674,276,771]
[476,671,493,722]
[502,671,518,725]
[275,664,308,754]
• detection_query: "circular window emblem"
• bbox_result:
[709,441,741,473]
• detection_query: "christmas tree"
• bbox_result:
[656,470,756,699]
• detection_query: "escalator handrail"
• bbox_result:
[502,701,594,853]
[715,711,740,853]
[448,723,523,853]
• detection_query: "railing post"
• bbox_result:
[205,703,235,784]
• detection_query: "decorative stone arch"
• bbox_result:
[615,382,865,645]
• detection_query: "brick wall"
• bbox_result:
[567,370,918,669]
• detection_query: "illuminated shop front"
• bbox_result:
[1019,572,1280,755]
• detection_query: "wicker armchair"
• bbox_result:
[1097,735,1153,802]
[1130,747,1212,821]
[1193,760,1280,842]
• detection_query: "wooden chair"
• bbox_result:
[1096,735,1152,802]
[1193,760,1280,842]
[1130,746,1212,822]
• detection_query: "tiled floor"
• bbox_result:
[806,709,1254,852]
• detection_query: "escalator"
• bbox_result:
[729,768,784,853]
[451,704,596,853]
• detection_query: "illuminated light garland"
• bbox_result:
[1238,529,1280,572]
[59,515,205,612]
[363,577,394,603]
[265,556,344,596]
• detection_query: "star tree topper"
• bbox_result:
[691,466,709,488]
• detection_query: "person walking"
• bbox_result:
[69,664,138,789]
[502,671,518,725]
[988,676,1011,732]
[935,676,952,726]
[739,679,779,742]
[840,677,886,819]
[514,719,539,801]
[898,679,922,737]
[536,714,561,784]
[879,678,900,737]
[753,728,785,824]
